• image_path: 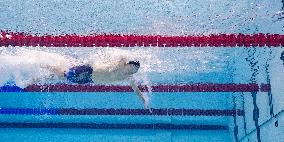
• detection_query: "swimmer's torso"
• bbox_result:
[65,58,139,84]
[92,58,140,82]
[92,59,132,83]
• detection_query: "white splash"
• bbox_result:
[0,48,75,87]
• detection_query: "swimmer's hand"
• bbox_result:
[130,79,151,110]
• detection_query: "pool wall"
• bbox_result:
[233,47,284,142]
[233,0,284,140]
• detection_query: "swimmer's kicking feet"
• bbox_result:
[37,58,150,109]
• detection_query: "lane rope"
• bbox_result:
[0,122,228,130]
[1,31,283,47]
[0,84,270,92]
[0,108,244,116]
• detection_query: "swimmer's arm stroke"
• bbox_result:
[130,79,150,109]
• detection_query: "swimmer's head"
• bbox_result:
[124,60,140,75]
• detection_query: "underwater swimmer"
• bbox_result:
[38,57,150,109]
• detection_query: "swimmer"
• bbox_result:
[35,57,150,109]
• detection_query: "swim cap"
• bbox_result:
[128,61,140,68]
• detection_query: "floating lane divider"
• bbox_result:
[0,108,58,115]
[0,108,244,116]
[0,31,283,47]
[0,83,271,92]
[0,122,228,130]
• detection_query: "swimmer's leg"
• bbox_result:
[40,65,66,78]
[130,79,151,110]
[25,65,67,86]
[20,73,59,88]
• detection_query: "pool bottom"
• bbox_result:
[0,128,231,142]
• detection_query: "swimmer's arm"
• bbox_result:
[130,80,143,100]
[130,79,149,109]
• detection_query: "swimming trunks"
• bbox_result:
[65,64,93,84]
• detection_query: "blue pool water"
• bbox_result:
[0,0,284,142]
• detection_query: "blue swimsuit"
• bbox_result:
[64,65,93,84]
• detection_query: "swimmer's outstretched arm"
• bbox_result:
[130,79,150,109]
